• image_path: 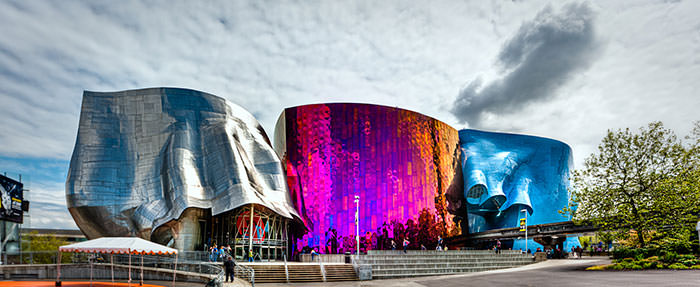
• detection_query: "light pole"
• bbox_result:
[354,195,360,255]
[696,220,700,247]
[521,209,528,254]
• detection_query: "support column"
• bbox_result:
[249,205,254,260]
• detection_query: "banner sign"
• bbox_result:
[519,218,526,232]
[0,175,23,223]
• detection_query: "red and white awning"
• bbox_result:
[59,237,178,255]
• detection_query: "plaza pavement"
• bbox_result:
[255,257,700,287]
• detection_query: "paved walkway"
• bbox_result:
[256,257,700,287]
[223,278,252,287]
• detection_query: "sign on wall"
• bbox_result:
[0,175,23,223]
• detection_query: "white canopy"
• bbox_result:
[59,237,178,255]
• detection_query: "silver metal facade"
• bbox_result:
[66,88,300,250]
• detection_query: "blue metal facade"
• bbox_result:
[459,129,573,234]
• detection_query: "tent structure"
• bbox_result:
[56,237,178,287]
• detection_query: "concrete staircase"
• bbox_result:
[324,264,359,282]
[287,264,323,283]
[245,263,358,283]
[245,264,285,283]
[358,250,533,279]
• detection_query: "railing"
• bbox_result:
[316,255,326,282]
[235,264,255,287]
[283,252,289,283]
[0,251,260,286]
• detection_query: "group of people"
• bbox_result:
[208,244,233,262]
[570,246,584,258]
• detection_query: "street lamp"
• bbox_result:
[521,209,528,254]
[696,220,700,247]
[354,195,360,255]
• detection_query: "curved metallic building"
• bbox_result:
[459,129,573,234]
[66,88,300,251]
[274,103,464,253]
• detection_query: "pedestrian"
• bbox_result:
[403,238,410,253]
[223,256,236,282]
[311,248,320,261]
[576,246,583,259]
[421,244,427,251]
[496,239,501,254]
[571,246,576,259]
[391,240,397,251]
[219,245,227,260]
[437,236,444,251]
[210,245,219,262]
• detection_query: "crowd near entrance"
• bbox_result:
[206,204,291,261]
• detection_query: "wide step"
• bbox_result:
[360,250,534,279]
[245,264,357,283]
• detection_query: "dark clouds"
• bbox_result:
[451,2,598,127]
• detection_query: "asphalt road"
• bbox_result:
[257,258,700,287]
[417,259,700,287]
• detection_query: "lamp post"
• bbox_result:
[354,195,360,255]
[521,209,528,254]
[696,220,700,246]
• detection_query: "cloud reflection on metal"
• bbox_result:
[66,88,300,249]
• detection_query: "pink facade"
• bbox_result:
[274,104,464,253]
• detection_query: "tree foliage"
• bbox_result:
[22,231,71,264]
[571,121,700,248]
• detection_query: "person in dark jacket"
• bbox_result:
[223,256,236,282]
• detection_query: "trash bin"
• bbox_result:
[345,252,351,264]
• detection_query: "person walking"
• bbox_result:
[437,236,444,251]
[495,239,501,254]
[223,256,237,282]
[391,240,397,251]
[210,245,219,262]
[403,238,410,253]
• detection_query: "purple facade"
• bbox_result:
[274,104,464,253]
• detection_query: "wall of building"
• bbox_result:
[275,103,464,253]
[458,129,574,234]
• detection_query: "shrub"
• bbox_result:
[586,265,608,271]
[607,264,624,270]
[667,263,689,270]
[661,251,679,263]
[612,247,636,259]
[690,265,700,270]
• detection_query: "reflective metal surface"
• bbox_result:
[458,129,573,234]
[274,104,464,253]
[66,88,300,250]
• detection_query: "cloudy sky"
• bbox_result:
[1,0,699,230]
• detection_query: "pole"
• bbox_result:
[128,253,132,287]
[525,212,528,254]
[172,253,178,287]
[90,254,93,287]
[249,205,255,260]
[140,254,144,286]
[354,195,360,255]
[111,254,114,286]
[56,251,62,286]
[521,209,528,254]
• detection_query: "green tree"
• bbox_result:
[22,231,71,264]
[571,122,688,247]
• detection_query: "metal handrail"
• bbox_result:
[283,252,289,283]
[235,264,255,286]
[318,255,326,282]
